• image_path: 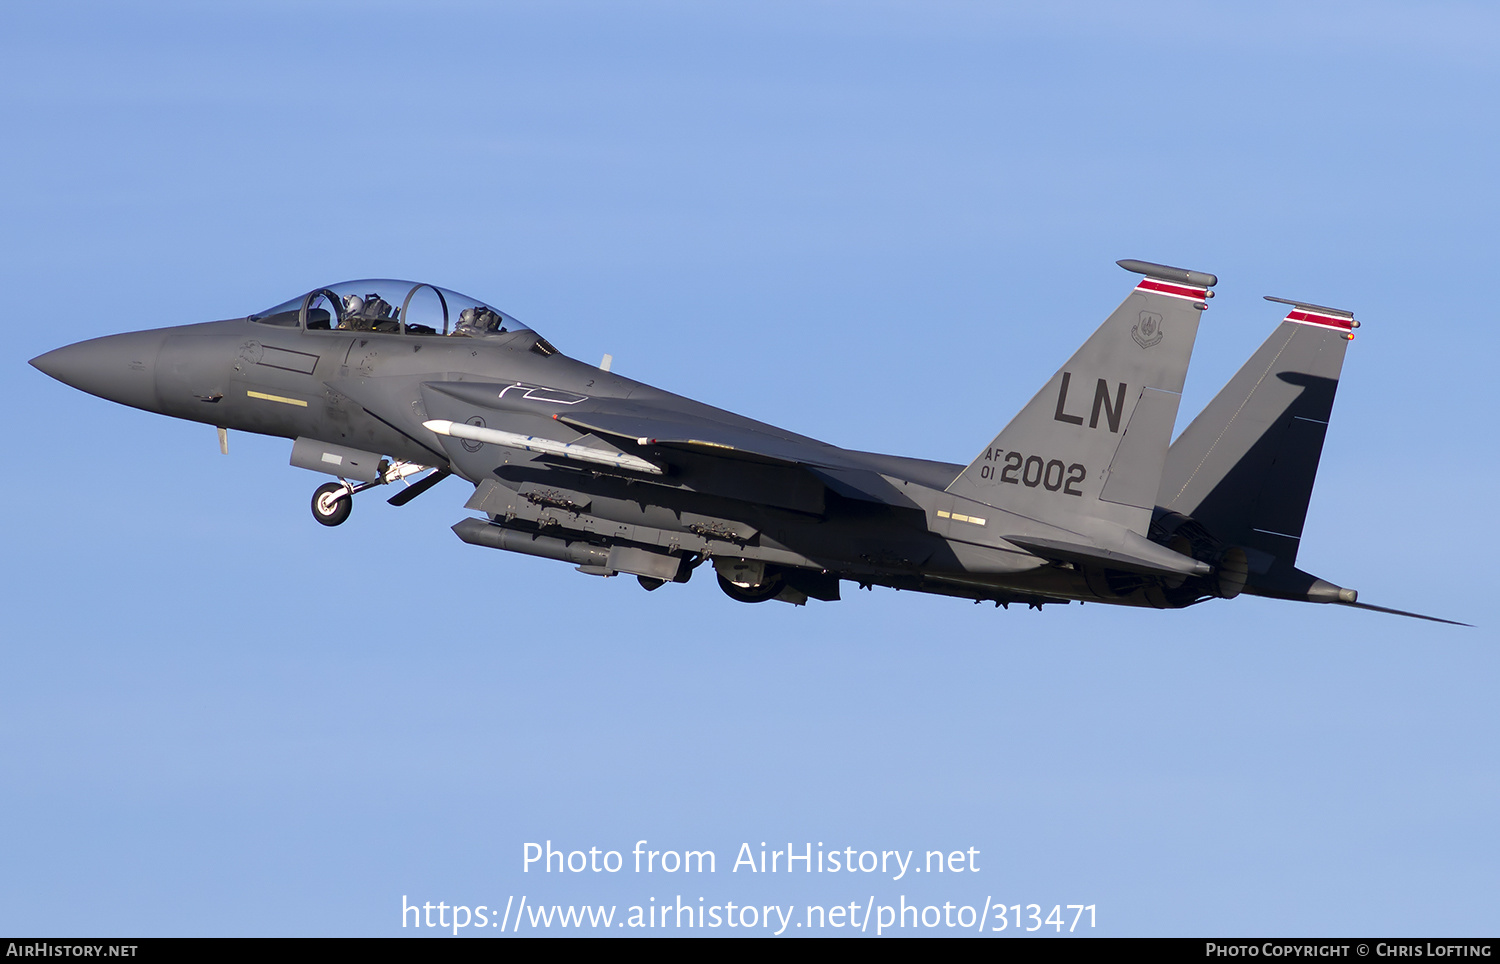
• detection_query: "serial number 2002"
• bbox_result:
[977,451,1086,496]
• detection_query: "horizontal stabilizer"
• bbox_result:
[1006,532,1212,579]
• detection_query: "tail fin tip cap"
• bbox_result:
[1264,295,1356,320]
[1117,259,1217,289]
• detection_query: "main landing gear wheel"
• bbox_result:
[311,482,353,527]
[716,571,782,603]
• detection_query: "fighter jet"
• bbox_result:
[28,260,1462,623]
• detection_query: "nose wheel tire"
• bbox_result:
[312,482,353,527]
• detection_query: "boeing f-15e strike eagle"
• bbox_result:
[29,259,1461,624]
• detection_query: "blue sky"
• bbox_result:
[2,1,1496,936]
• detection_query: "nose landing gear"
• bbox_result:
[311,482,353,526]
[307,460,444,527]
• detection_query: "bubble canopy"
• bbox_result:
[248,280,533,338]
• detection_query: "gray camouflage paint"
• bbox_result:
[28,262,1462,623]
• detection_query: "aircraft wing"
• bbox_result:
[554,409,823,468]
[558,408,923,508]
[421,380,922,511]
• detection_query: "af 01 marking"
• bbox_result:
[1052,372,1127,433]
[976,448,1087,496]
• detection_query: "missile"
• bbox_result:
[423,419,661,475]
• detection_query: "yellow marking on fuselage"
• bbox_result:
[246,390,308,408]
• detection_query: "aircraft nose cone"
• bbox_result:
[30,329,169,413]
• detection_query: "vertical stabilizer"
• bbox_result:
[1158,297,1356,567]
[947,260,1213,538]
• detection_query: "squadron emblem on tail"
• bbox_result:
[1132,311,1164,349]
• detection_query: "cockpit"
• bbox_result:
[248,280,535,339]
